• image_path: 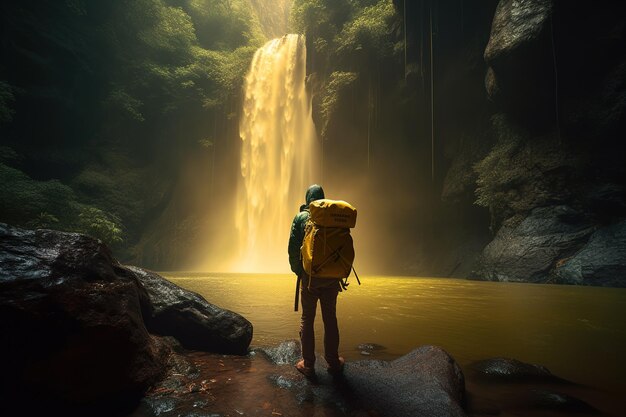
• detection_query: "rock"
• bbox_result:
[254,342,465,416]
[0,223,168,412]
[530,389,600,414]
[471,357,562,382]
[357,342,386,356]
[554,219,626,287]
[356,343,386,351]
[127,266,253,355]
[255,339,301,365]
[587,184,626,220]
[484,66,500,102]
[484,0,553,65]
[478,206,594,282]
[344,345,466,417]
[484,0,555,120]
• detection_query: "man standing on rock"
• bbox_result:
[288,184,345,378]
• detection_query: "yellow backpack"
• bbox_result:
[301,199,359,282]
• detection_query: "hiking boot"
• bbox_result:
[326,356,345,375]
[296,360,315,378]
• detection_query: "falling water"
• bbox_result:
[235,34,318,272]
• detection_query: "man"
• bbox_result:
[288,184,345,378]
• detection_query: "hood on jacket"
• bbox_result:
[305,184,325,206]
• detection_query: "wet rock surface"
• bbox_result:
[0,224,254,414]
[466,357,611,416]
[530,389,601,414]
[478,206,595,283]
[132,343,621,417]
[356,342,386,356]
[0,223,168,413]
[474,0,626,288]
[133,342,467,417]
[484,0,555,116]
[254,339,301,365]
[554,219,626,287]
[484,0,553,64]
[470,357,564,383]
[128,266,253,354]
[344,345,466,417]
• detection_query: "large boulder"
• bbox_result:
[344,345,466,417]
[470,357,562,382]
[477,206,594,282]
[256,342,466,417]
[0,223,255,414]
[554,219,626,287]
[127,266,253,355]
[484,0,554,120]
[484,0,553,65]
[0,223,168,411]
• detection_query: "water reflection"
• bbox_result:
[163,273,626,398]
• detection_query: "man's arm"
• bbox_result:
[288,211,307,275]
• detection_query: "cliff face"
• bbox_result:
[471,0,626,286]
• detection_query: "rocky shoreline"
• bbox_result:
[0,223,252,415]
[1,223,466,416]
[0,223,618,416]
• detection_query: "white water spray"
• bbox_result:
[235,34,318,272]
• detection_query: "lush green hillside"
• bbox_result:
[0,0,265,265]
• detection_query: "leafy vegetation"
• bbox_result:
[474,114,584,231]
[78,206,124,245]
[319,71,358,137]
[291,0,402,145]
[0,81,14,125]
[0,0,266,262]
[0,162,124,245]
[292,0,399,71]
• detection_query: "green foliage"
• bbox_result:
[291,0,401,148]
[474,114,579,230]
[26,212,60,229]
[78,206,124,245]
[0,80,14,125]
[137,4,196,59]
[0,146,20,164]
[320,71,358,138]
[65,0,87,16]
[335,0,397,60]
[198,138,214,148]
[0,162,125,245]
[99,0,264,134]
[0,0,271,266]
[0,163,78,226]
[292,0,351,37]
[71,153,150,230]
[292,0,398,67]
[474,115,523,211]
[104,87,145,121]
[71,167,117,196]
[182,0,265,50]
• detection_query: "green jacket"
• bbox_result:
[288,184,325,276]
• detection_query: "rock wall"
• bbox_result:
[472,0,626,286]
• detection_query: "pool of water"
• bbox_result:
[162,273,626,400]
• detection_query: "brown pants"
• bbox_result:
[299,276,341,368]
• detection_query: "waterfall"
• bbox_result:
[235,34,318,272]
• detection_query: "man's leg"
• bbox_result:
[299,283,318,368]
[319,287,341,368]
